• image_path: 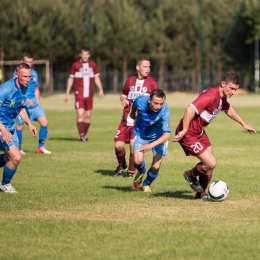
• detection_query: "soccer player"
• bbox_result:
[64,47,104,141]
[15,52,51,154]
[130,89,171,192]
[172,71,257,199]
[113,57,159,178]
[0,63,37,193]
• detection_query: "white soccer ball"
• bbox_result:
[208,180,229,202]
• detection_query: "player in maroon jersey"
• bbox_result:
[64,47,104,141]
[172,71,257,199]
[113,57,159,178]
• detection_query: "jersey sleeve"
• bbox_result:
[121,78,130,97]
[69,63,76,77]
[191,92,215,114]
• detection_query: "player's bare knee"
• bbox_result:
[150,166,159,174]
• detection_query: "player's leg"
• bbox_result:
[16,115,25,154]
[0,133,21,193]
[132,136,146,189]
[76,108,86,141]
[123,138,135,178]
[113,141,127,176]
[36,116,51,154]
[194,147,215,198]
[83,109,91,140]
[143,154,164,192]
[113,123,130,176]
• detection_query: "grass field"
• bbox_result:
[1,93,260,260]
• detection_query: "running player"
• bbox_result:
[172,71,257,199]
[0,63,37,193]
[64,47,104,141]
[130,89,171,192]
[113,57,159,178]
[15,52,51,154]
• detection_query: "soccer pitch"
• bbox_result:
[1,93,260,260]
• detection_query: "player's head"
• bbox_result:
[148,89,166,112]
[136,56,150,79]
[79,47,90,63]
[15,63,31,88]
[220,71,240,98]
[22,51,34,68]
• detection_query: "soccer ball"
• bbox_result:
[208,180,229,202]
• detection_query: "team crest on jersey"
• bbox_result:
[213,109,219,115]
[130,86,135,91]
[143,87,147,92]
[10,100,15,107]
[33,77,37,82]
[21,100,25,105]
[150,122,155,125]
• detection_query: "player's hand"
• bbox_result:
[0,128,13,143]
[122,99,129,107]
[28,123,37,137]
[64,94,69,103]
[139,144,152,153]
[99,89,104,99]
[243,123,257,134]
[171,130,187,142]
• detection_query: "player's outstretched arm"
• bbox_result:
[225,106,257,134]
[64,77,74,102]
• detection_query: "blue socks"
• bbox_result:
[16,129,23,150]
[143,168,159,186]
[39,126,48,148]
[2,164,16,185]
[134,161,146,175]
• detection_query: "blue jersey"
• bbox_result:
[133,96,171,141]
[13,68,39,107]
[0,79,27,132]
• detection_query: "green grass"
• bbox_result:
[0,93,260,260]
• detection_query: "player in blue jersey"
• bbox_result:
[15,52,51,154]
[0,63,37,193]
[130,89,171,192]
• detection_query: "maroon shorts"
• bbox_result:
[176,125,211,156]
[75,94,93,110]
[114,122,135,143]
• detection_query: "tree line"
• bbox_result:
[0,0,259,93]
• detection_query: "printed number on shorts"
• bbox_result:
[115,130,120,138]
[190,142,203,154]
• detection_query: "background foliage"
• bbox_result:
[0,0,259,92]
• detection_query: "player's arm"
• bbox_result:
[19,108,37,137]
[64,77,74,103]
[35,87,40,104]
[225,106,257,134]
[130,104,137,120]
[172,105,196,142]
[120,95,129,107]
[0,120,13,143]
[94,76,104,99]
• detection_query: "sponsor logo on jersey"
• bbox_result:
[130,86,135,91]
[10,100,15,107]
[33,77,37,82]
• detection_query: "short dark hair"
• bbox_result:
[80,47,90,53]
[222,71,240,85]
[16,63,30,72]
[136,56,150,65]
[23,51,34,59]
[150,89,166,100]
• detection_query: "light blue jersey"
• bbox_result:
[132,96,171,141]
[0,79,27,132]
[14,68,46,124]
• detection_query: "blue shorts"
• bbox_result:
[0,130,19,150]
[16,104,46,124]
[133,135,168,156]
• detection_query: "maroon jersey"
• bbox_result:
[69,60,99,98]
[121,75,159,126]
[180,86,230,136]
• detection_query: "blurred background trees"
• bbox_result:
[0,0,259,93]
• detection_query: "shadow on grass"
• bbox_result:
[103,185,133,192]
[152,190,194,200]
[95,169,118,177]
[49,137,80,141]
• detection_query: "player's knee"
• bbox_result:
[150,166,159,174]
[114,143,124,151]
[206,158,217,171]
[12,154,22,166]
